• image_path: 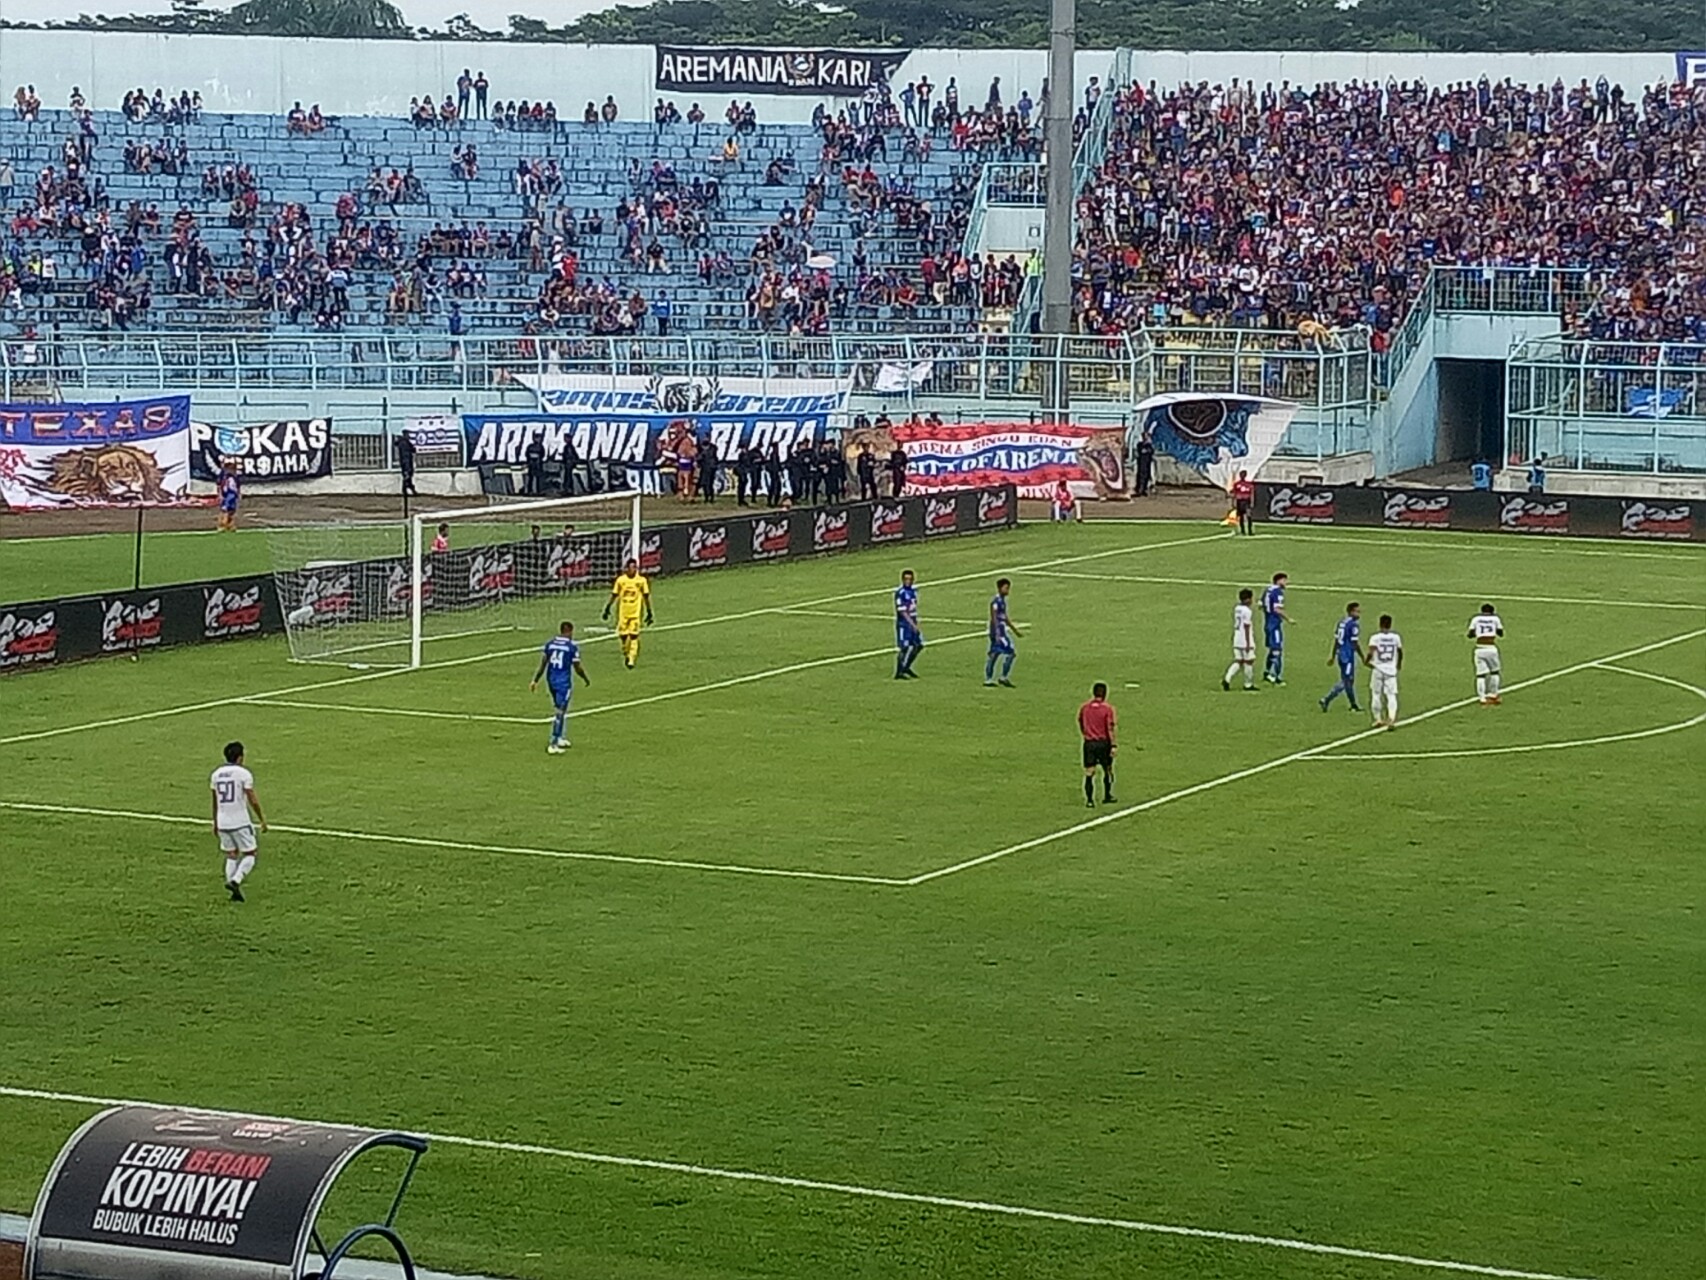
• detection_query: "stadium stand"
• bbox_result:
[0,94,1016,340]
[1068,77,1706,350]
[2,73,1700,362]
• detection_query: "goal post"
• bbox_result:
[269,490,642,668]
[407,490,642,668]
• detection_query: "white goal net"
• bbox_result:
[270,492,642,667]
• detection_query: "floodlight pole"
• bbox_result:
[1040,0,1077,421]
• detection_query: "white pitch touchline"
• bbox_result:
[0,1085,1595,1280]
[1308,663,1706,761]
[300,621,521,663]
[1266,530,1706,562]
[1028,569,1706,613]
[904,628,1706,885]
[240,698,543,725]
[0,525,234,543]
[778,607,993,625]
[241,631,988,727]
[0,529,1230,749]
[0,802,911,886]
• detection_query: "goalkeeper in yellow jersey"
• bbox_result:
[603,557,654,669]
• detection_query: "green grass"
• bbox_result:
[1,520,1703,1280]
[0,526,280,601]
[0,516,629,603]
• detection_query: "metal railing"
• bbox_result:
[1071,49,1128,205]
[1507,334,1706,474]
[0,329,1151,406]
[962,47,1130,333]
[1010,50,1131,338]
[1430,266,1606,317]
[1377,266,1601,388]
[1146,326,1375,459]
[980,162,1047,206]
[963,162,1040,256]
[0,324,1383,466]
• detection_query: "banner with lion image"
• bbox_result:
[0,396,195,510]
[852,420,1131,500]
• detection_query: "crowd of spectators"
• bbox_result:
[1068,76,1706,350]
[119,87,201,124]
[12,67,1698,359]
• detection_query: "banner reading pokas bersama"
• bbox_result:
[190,418,333,483]
[465,373,847,474]
[0,396,195,509]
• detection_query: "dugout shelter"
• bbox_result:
[26,1106,427,1280]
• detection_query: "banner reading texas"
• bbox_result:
[0,396,195,509]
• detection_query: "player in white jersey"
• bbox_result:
[210,741,267,902]
[1467,603,1504,704]
[1222,588,1257,691]
[1365,615,1403,728]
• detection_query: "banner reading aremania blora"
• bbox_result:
[466,372,848,470]
[0,396,194,509]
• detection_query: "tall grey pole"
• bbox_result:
[1040,0,1076,419]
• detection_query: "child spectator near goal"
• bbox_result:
[1051,479,1080,523]
[216,462,241,532]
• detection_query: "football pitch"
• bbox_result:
[1,519,1702,1280]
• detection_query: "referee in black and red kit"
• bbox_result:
[1078,682,1117,807]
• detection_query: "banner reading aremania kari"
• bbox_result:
[0,396,194,509]
[466,372,848,467]
[656,46,910,96]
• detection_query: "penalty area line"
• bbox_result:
[906,627,1706,885]
[0,528,1227,751]
[0,1085,1596,1280]
[240,632,988,727]
[1027,570,1705,613]
[0,801,909,887]
[1305,661,1706,761]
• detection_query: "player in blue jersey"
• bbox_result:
[1319,602,1363,712]
[1261,572,1289,684]
[894,569,923,679]
[529,620,590,754]
[984,577,1022,687]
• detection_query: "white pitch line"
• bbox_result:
[0,801,909,887]
[298,621,520,662]
[0,1085,1596,1280]
[1264,530,1706,561]
[1028,569,1706,613]
[239,699,544,725]
[0,529,1228,750]
[905,628,1706,885]
[778,607,993,625]
[241,632,987,727]
[1308,662,1706,761]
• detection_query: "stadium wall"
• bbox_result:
[1256,483,1706,541]
[0,32,1681,121]
[0,485,1019,672]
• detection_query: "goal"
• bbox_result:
[270,491,642,667]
